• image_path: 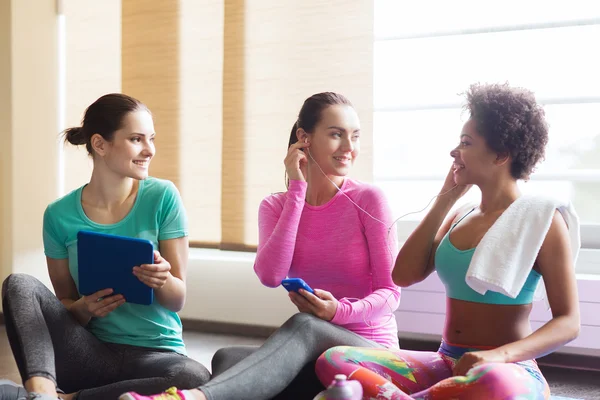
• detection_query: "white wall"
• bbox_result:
[0,0,61,302]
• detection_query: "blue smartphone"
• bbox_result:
[281,278,315,295]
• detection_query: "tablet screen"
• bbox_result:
[77,230,154,305]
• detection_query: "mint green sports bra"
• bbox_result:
[435,209,541,305]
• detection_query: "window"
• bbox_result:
[374,0,600,249]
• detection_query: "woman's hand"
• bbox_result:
[133,250,172,289]
[289,288,338,321]
[452,349,507,376]
[439,165,471,201]
[77,288,125,318]
[285,140,311,182]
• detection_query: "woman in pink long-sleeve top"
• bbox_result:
[254,133,400,347]
[120,92,400,400]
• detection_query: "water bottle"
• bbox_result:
[313,374,363,400]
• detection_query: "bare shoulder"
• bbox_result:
[540,210,571,255]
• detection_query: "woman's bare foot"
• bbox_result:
[24,377,58,398]
[190,389,207,400]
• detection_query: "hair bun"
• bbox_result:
[63,127,86,146]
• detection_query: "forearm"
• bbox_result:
[393,197,455,286]
[155,273,186,312]
[496,315,580,363]
[63,298,91,326]
[332,288,401,325]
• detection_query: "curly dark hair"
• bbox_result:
[464,83,549,180]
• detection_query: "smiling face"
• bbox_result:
[302,104,361,177]
[93,110,156,180]
[450,119,501,186]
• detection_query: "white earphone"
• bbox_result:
[304,142,457,334]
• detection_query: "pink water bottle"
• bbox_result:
[314,374,363,400]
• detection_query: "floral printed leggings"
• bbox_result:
[315,341,550,400]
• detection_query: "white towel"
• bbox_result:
[465,194,580,304]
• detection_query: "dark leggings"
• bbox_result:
[200,313,381,400]
[2,274,210,400]
[211,346,323,400]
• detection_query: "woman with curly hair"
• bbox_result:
[314,83,580,399]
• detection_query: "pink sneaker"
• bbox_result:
[118,387,187,400]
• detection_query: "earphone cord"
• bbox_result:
[306,148,458,329]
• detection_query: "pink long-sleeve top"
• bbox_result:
[254,178,400,348]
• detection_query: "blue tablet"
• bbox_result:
[77,230,154,305]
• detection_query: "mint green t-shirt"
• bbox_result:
[43,177,188,355]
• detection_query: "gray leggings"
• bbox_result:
[200,313,381,400]
[1,274,210,400]
[212,346,323,400]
